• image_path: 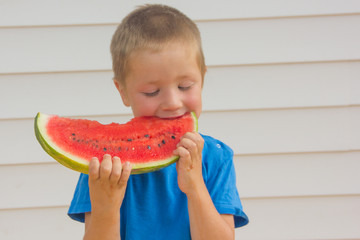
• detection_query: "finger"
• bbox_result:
[178,137,197,152]
[176,146,193,171]
[99,154,112,179]
[178,138,199,165]
[181,132,204,150]
[109,156,122,185]
[180,133,204,161]
[89,157,100,180]
[118,162,132,187]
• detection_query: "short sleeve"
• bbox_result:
[67,173,91,222]
[201,135,249,228]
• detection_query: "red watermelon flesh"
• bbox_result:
[35,112,198,174]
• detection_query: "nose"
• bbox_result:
[161,89,182,111]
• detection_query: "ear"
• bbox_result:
[201,66,207,89]
[113,79,130,107]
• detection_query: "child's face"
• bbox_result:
[115,41,203,119]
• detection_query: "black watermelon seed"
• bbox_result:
[162,140,166,144]
[144,134,150,138]
[77,140,80,142]
[171,136,176,139]
[158,144,161,147]
[147,145,151,150]
[118,147,121,151]
[103,147,107,151]
[71,133,76,136]
[73,138,76,141]
[127,139,132,142]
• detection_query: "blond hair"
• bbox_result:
[110,4,206,85]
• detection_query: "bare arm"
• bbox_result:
[83,154,131,240]
[84,211,120,240]
[187,183,234,239]
[175,132,235,240]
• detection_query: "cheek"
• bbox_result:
[185,88,202,109]
[131,96,157,117]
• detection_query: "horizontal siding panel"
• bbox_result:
[235,151,360,198]
[1,196,359,240]
[0,163,79,210]
[0,207,84,240]
[201,15,360,66]
[1,0,359,27]
[0,71,129,119]
[201,107,360,154]
[1,15,360,74]
[202,61,360,109]
[1,151,359,209]
[1,61,359,119]
[0,25,114,74]
[237,195,360,239]
[1,107,359,165]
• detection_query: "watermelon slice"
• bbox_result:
[34,112,198,174]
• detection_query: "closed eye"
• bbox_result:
[143,89,159,97]
[178,85,191,91]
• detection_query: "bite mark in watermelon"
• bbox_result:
[34,112,198,174]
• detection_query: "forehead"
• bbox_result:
[124,42,201,86]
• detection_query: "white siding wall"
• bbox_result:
[1,0,359,239]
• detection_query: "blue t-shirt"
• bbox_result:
[68,134,248,239]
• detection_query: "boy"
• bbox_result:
[68,4,248,240]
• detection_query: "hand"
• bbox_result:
[173,132,205,196]
[88,154,132,213]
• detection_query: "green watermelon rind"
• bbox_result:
[34,112,198,175]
